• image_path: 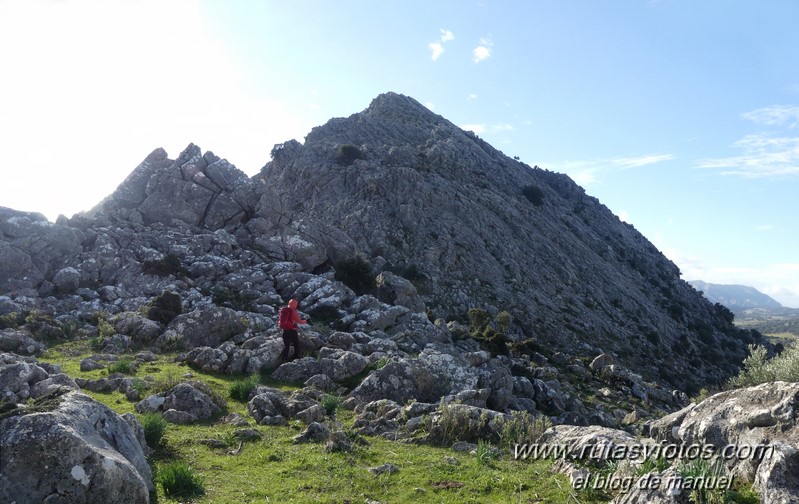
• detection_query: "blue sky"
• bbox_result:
[1,0,798,307]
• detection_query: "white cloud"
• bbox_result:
[467,94,478,101]
[460,123,487,134]
[697,134,799,177]
[473,37,492,63]
[742,105,799,128]
[545,153,674,186]
[612,154,675,169]
[459,123,515,135]
[429,42,445,61]
[429,28,454,61]
[424,102,435,110]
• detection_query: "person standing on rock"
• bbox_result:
[279,299,307,362]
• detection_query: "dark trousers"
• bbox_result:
[281,329,300,361]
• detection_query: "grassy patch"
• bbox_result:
[157,460,205,498]
[141,412,167,448]
[107,356,136,375]
[228,375,260,402]
[38,341,598,504]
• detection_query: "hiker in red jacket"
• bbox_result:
[279,299,307,362]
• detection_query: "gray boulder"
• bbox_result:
[53,266,81,294]
[160,306,247,349]
[646,381,799,501]
[271,349,367,383]
[0,353,50,402]
[0,329,45,355]
[0,391,153,503]
[375,271,425,313]
[161,382,223,423]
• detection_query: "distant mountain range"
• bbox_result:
[688,281,783,311]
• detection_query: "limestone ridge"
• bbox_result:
[2,92,768,396]
[261,92,765,392]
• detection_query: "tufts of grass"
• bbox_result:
[107,356,136,375]
[157,460,205,498]
[141,412,167,448]
[476,439,497,466]
[229,374,260,402]
[320,394,342,416]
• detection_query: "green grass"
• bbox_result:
[107,356,136,374]
[320,393,342,416]
[141,412,167,448]
[38,341,600,503]
[228,374,260,402]
[157,460,205,498]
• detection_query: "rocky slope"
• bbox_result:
[1,93,768,396]
[260,92,766,392]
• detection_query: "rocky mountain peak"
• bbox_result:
[2,92,770,400]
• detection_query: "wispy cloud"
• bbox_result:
[429,28,454,61]
[697,133,799,177]
[467,93,478,101]
[742,105,799,128]
[473,37,492,63]
[612,154,675,169]
[547,154,674,186]
[755,224,775,232]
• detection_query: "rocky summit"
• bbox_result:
[0,91,780,501]
[1,92,768,396]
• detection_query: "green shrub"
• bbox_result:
[497,411,551,450]
[334,255,375,295]
[521,185,545,206]
[729,344,799,388]
[229,375,260,402]
[142,253,187,278]
[212,286,257,312]
[141,412,167,448]
[335,144,364,166]
[321,394,342,416]
[0,312,20,330]
[107,357,136,375]
[677,457,727,504]
[476,439,497,466]
[157,461,205,498]
[437,403,475,445]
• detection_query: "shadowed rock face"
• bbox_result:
[259,92,765,391]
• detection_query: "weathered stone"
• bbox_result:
[161,382,222,422]
[293,421,330,444]
[0,329,45,355]
[0,391,153,503]
[53,267,81,294]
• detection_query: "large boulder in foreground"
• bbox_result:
[1,390,153,503]
[645,381,799,503]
